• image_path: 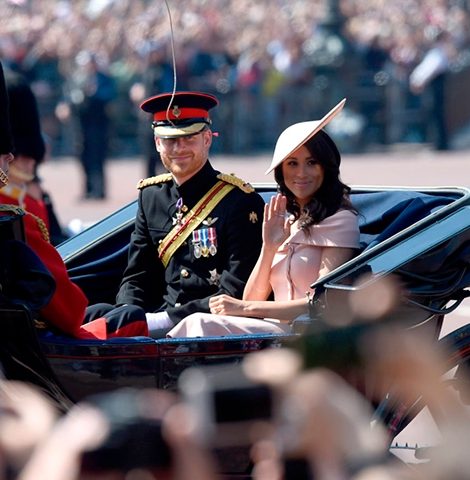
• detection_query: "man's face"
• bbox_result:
[155,129,212,185]
[9,154,36,184]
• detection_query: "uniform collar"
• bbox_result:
[175,161,218,197]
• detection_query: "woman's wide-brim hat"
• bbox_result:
[265,98,346,174]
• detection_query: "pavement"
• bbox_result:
[41,145,470,228]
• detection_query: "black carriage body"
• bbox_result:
[4,185,470,406]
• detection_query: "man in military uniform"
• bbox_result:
[0,61,148,339]
[0,62,14,187]
[108,91,265,336]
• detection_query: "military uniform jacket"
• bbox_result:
[116,161,265,324]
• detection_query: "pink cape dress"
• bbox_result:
[168,209,360,337]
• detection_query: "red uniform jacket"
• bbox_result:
[0,190,137,339]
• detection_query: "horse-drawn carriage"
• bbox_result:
[1,184,470,474]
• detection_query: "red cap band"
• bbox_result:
[153,107,209,122]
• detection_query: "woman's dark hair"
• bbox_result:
[274,130,355,231]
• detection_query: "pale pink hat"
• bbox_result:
[265,98,346,174]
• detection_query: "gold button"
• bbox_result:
[181,269,190,278]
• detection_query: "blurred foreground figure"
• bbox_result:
[19,388,218,480]
[0,380,59,479]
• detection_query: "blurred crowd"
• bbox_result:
[3,322,470,480]
[2,0,470,156]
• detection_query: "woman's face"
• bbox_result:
[281,145,324,207]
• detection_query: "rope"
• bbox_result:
[163,0,178,127]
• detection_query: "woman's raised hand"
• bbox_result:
[263,194,290,251]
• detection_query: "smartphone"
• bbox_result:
[179,363,275,448]
[80,388,173,473]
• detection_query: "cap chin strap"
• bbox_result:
[9,164,35,183]
[0,168,8,187]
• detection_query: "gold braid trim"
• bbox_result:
[0,169,8,186]
[137,173,172,189]
[27,212,50,243]
[216,173,254,193]
[0,204,25,216]
[0,205,49,242]
[158,181,235,267]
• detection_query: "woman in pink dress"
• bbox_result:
[168,99,360,337]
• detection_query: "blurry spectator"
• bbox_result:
[72,51,117,200]
[410,30,457,150]
[1,0,470,154]
[0,380,59,477]
[356,34,390,146]
[186,29,236,95]
[130,40,175,177]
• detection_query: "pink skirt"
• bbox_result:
[167,313,291,338]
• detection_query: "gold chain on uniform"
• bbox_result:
[0,204,50,243]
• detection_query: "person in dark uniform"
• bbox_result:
[75,52,116,199]
[0,63,14,187]
[89,91,265,337]
[2,68,68,246]
[0,61,147,340]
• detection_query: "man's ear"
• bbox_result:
[155,136,162,153]
[203,129,213,149]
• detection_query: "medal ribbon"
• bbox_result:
[208,227,217,247]
[158,181,234,267]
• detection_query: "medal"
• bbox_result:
[192,227,218,258]
[208,227,217,256]
[200,228,210,257]
[191,230,202,258]
[172,197,185,228]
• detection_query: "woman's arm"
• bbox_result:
[209,294,308,323]
[211,246,357,322]
[243,195,290,301]
[242,243,277,301]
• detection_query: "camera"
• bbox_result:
[179,363,276,448]
[80,388,173,473]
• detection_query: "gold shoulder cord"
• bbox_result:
[27,212,50,243]
[0,204,25,216]
[0,205,49,242]
[216,173,254,193]
[137,173,173,189]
